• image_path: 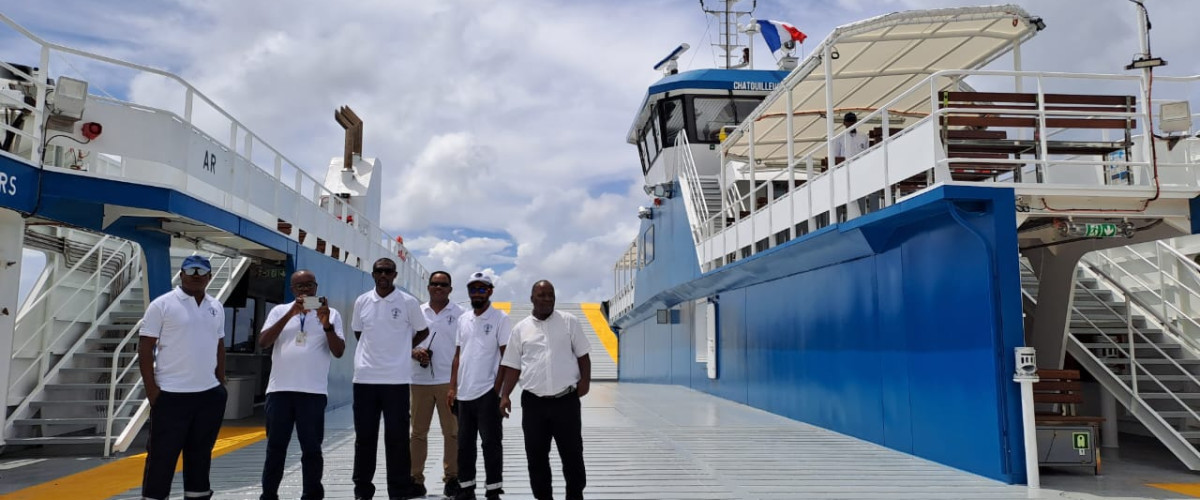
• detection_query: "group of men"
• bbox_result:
[138,255,593,500]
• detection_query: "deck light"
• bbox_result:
[1159,101,1191,134]
[47,76,88,131]
[1125,57,1166,70]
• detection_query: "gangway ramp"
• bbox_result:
[504,302,617,381]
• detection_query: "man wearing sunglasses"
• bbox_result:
[351,258,430,500]
[257,269,346,500]
[138,254,228,500]
[407,270,464,499]
[448,271,510,500]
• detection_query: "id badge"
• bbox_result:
[295,331,307,346]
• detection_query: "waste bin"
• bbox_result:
[223,375,255,420]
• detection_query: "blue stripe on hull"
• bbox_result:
[619,185,1026,484]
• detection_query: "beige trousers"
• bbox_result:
[410,382,458,484]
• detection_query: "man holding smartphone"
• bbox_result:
[257,269,346,500]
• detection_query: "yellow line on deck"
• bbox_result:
[580,303,618,364]
[1150,483,1200,498]
[493,301,511,314]
[4,426,265,500]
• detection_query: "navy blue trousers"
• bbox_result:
[261,391,328,500]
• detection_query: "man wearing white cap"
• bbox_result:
[448,271,510,500]
[138,254,229,500]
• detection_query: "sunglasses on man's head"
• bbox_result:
[428,282,451,288]
[373,268,397,275]
[182,268,210,276]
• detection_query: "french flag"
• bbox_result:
[757,19,807,54]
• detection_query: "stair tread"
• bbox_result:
[13,417,131,425]
[5,436,108,445]
[46,383,140,389]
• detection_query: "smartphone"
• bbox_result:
[302,296,323,310]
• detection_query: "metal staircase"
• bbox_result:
[3,236,249,455]
[1021,239,1200,470]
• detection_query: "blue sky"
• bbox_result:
[11,0,1200,304]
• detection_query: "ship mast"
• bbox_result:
[701,0,755,69]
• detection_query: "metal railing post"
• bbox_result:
[1014,347,1039,489]
[1127,289,1138,398]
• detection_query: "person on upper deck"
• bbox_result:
[833,112,870,162]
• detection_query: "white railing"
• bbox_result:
[674,134,709,245]
[1084,241,1200,353]
[0,14,428,299]
[698,69,1200,269]
[9,237,140,401]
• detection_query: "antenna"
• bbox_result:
[653,44,690,75]
[700,0,756,69]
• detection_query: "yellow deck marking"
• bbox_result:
[1150,483,1200,497]
[493,301,511,314]
[4,425,265,500]
[580,303,618,364]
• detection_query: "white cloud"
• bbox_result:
[9,0,1200,309]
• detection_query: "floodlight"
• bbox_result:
[1160,101,1191,134]
[52,76,87,118]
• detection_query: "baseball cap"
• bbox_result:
[181,255,212,272]
[466,271,493,287]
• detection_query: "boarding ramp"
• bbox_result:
[506,303,617,381]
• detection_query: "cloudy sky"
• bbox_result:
[8,0,1200,304]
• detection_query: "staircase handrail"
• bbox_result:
[13,232,116,350]
[1099,243,1200,319]
[3,243,143,439]
[103,318,145,456]
[1082,250,1200,353]
[9,239,140,392]
[675,134,711,224]
[1077,261,1200,400]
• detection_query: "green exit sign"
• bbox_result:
[1084,223,1120,238]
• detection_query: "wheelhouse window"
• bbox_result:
[658,98,686,147]
[691,96,764,143]
[640,108,662,174]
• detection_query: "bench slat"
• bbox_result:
[1034,381,1083,391]
[1036,369,1084,378]
[944,116,1135,130]
[1036,415,1105,424]
[1035,393,1085,404]
[941,91,1134,106]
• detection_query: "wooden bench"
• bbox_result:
[939,91,1136,182]
[1034,369,1104,474]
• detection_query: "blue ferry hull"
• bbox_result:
[615,184,1027,483]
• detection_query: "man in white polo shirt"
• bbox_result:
[138,254,228,500]
[408,270,464,499]
[499,280,592,500]
[257,269,346,500]
[351,257,430,500]
[448,271,510,500]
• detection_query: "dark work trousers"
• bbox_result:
[141,384,228,500]
[457,389,504,495]
[521,390,586,500]
[261,391,328,500]
[352,383,412,499]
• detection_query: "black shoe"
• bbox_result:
[443,479,460,498]
[406,481,427,499]
[453,490,476,500]
[484,488,504,499]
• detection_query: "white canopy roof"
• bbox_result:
[725,4,1041,165]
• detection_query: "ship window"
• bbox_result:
[642,225,655,265]
[659,98,686,147]
[637,141,650,175]
[691,96,764,143]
